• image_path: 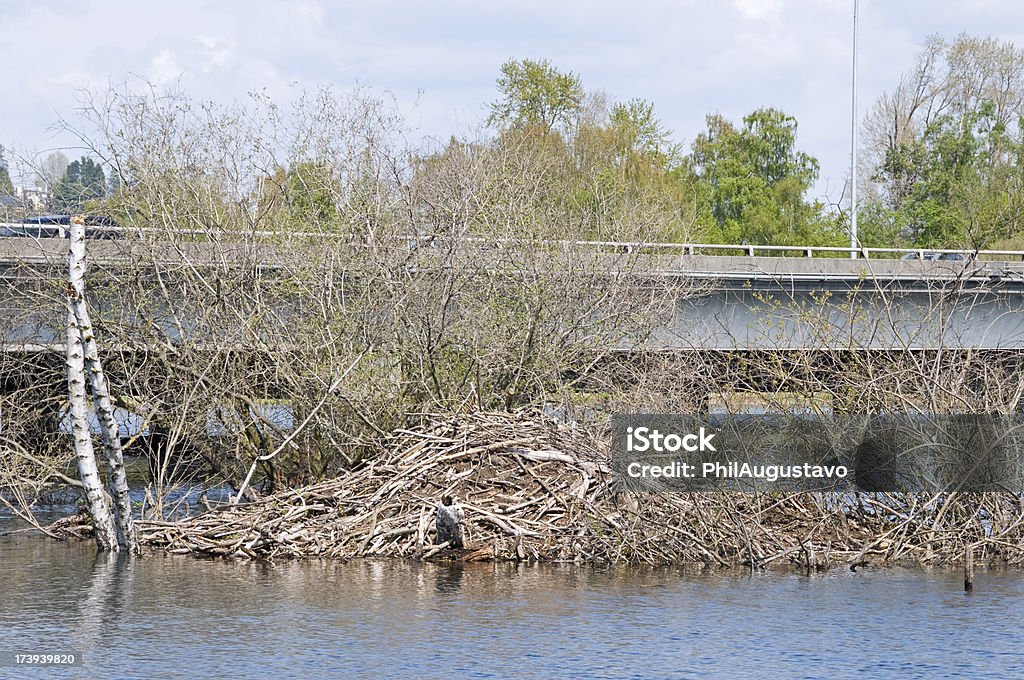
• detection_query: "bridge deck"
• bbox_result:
[1,237,1023,351]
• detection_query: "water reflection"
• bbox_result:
[432,563,465,596]
[73,551,134,656]
[2,533,1024,678]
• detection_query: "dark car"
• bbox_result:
[19,214,72,225]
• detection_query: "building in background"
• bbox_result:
[15,186,48,211]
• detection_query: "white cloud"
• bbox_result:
[147,49,184,86]
[733,0,783,21]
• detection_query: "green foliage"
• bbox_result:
[871,102,1024,248]
[854,202,907,249]
[255,162,340,232]
[863,34,1024,248]
[432,64,852,248]
[609,99,675,161]
[416,61,699,244]
[488,58,583,134]
[287,162,337,228]
[53,156,106,213]
[688,108,836,245]
[416,109,695,243]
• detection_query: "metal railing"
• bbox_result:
[567,240,1024,260]
[4,222,1024,260]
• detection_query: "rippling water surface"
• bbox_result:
[2,531,1024,679]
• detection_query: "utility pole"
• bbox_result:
[850,0,859,258]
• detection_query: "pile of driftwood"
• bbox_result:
[132,410,893,566]
[44,409,1024,567]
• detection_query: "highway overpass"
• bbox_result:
[1,235,1023,353]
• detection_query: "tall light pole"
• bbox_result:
[850,0,859,258]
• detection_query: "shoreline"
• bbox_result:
[20,515,1019,574]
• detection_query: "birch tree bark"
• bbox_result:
[70,217,138,552]
[66,218,118,551]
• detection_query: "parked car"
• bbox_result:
[900,251,969,261]
[18,214,73,225]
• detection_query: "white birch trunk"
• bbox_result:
[67,218,118,551]
[70,218,138,553]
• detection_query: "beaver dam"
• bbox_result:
[45,410,1024,568]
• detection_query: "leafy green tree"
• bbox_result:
[419,61,699,243]
[567,97,695,241]
[53,156,106,213]
[863,34,1024,248]
[607,98,680,175]
[872,101,1024,247]
[688,108,833,245]
[488,58,583,134]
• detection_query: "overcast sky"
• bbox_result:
[4,0,1024,202]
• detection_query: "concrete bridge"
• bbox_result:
[653,253,1024,350]
[1,234,1024,353]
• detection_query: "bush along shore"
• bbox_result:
[44,410,1024,569]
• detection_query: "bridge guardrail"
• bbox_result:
[3,222,1024,261]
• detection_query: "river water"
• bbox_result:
[2,531,1024,679]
